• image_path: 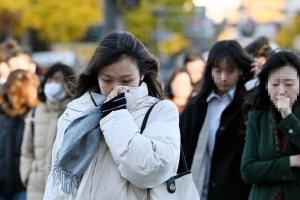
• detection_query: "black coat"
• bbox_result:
[0,111,26,195]
[178,90,252,200]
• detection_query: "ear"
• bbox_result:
[29,63,37,74]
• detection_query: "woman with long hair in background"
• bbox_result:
[179,40,254,200]
[0,70,40,200]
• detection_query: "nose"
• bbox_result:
[279,83,285,96]
[221,72,227,81]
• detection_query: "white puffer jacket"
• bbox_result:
[43,83,180,200]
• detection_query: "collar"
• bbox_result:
[245,78,260,91]
[67,82,158,112]
[206,86,236,103]
[120,82,158,111]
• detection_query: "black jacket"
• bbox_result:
[178,90,252,200]
[0,111,26,195]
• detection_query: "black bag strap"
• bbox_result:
[30,107,36,136]
[140,103,189,172]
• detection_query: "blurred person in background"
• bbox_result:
[241,50,300,200]
[0,40,20,86]
[245,36,272,66]
[179,40,254,200]
[183,51,205,94]
[7,48,36,74]
[165,68,193,114]
[244,37,272,92]
[0,70,40,200]
[20,63,75,200]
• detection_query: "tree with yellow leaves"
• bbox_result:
[0,0,101,43]
[275,15,300,49]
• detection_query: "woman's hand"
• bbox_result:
[250,58,263,78]
[274,97,292,118]
[290,155,300,167]
[104,88,123,103]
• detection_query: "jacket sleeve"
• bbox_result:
[278,113,300,150]
[100,100,181,189]
[240,112,294,184]
[20,111,34,187]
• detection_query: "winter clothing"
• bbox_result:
[45,92,106,197]
[43,82,181,200]
[241,108,300,200]
[0,111,27,196]
[178,89,252,200]
[192,87,236,200]
[20,98,70,200]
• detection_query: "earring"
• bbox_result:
[141,75,144,81]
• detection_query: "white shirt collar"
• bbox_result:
[206,86,236,103]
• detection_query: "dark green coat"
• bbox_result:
[241,110,300,200]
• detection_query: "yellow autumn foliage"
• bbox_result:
[0,0,101,43]
[159,32,191,56]
[275,15,300,49]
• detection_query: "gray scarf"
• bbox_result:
[42,92,106,197]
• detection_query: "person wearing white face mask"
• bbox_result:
[44,82,67,102]
[20,63,75,200]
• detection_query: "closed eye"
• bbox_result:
[123,80,132,83]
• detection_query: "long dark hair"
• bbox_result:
[164,68,192,99]
[192,40,254,103]
[39,63,75,102]
[243,50,300,119]
[70,31,164,100]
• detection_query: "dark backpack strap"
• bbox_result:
[30,107,36,136]
[140,102,189,172]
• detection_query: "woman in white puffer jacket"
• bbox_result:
[43,30,180,200]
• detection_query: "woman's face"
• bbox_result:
[98,57,141,96]
[171,72,193,100]
[211,58,240,93]
[267,66,299,108]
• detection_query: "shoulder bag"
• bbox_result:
[141,103,200,200]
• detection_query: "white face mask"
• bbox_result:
[44,83,67,102]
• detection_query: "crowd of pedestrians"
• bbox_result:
[0,30,299,200]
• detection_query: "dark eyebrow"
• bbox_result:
[120,74,133,78]
[100,74,133,78]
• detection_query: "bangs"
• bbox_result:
[212,52,239,69]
